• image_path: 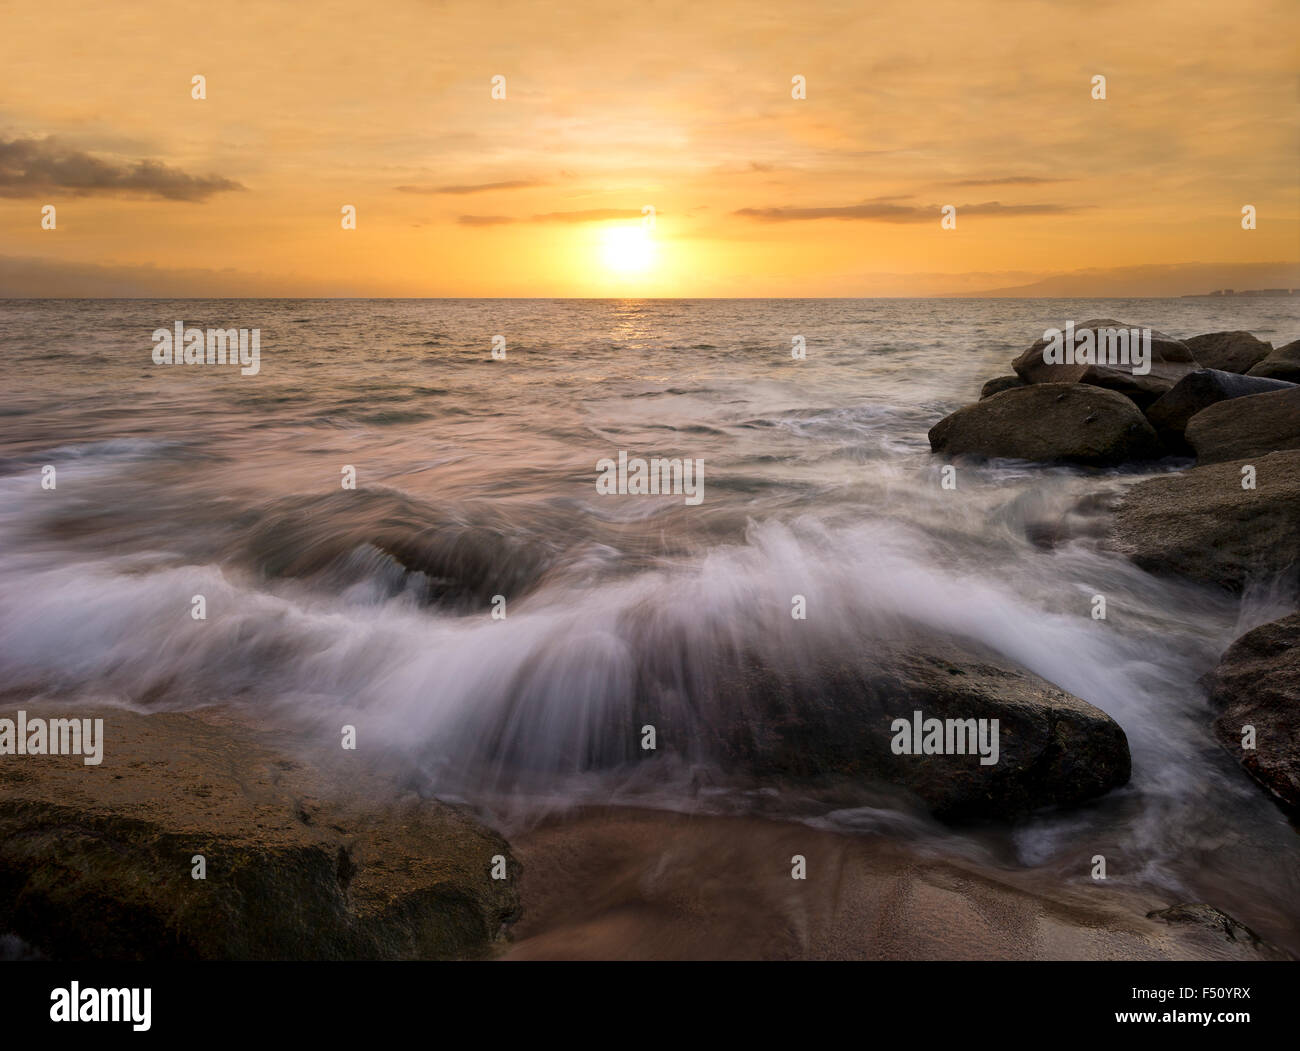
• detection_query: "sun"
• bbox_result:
[600,224,656,275]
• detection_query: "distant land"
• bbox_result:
[1181,288,1297,297]
[952,262,1300,299]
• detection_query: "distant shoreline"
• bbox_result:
[1181,289,1297,298]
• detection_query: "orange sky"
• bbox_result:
[1,0,1297,296]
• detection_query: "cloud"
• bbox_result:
[457,214,517,226]
[0,137,244,201]
[960,201,1083,217]
[734,200,1081,222]
[529,208,649,223]
[458,207,650,226]
[396,179,544,195]
[942,176,1073,187]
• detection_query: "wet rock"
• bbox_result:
[0,708,520,960]
[1108,450,1300,591]
[1207,613,1300,815]
[1144,369,1295,446]
[1182,331,1273,375]
[1145,904,1290,960]
[929,383,1160,466]
[1011,319,1199,407]
[980,375,1026,399]
[707,635,1131,819]
[240,489,561,611]
[1247,338,1300,383]
[1185,385,1300,464]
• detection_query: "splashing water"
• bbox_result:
[1,297,1298,948]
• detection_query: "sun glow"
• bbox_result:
[600,224,656,275]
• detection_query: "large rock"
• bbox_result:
[1185,385,1300,464]
[1145,369,1296,440]
[1248,338,1300,383]
[929,383,1160,466]
[1108,450,1300,591]
[1011,319,1199,406]
[0,708,520,960]
[1207,614,1300,815]
[980,375,1026,399]
[707,635,1131,819]
[1182,331,1273,374]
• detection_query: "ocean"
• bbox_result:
[2,296,1298,948]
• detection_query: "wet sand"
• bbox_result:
[503,807,1290,961]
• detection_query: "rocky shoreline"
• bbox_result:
[931,320,1300,821]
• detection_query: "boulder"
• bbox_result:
[1207,613,1300,815]
[240,489,561,611]
[1011,319,1199,406]
[980,375,1026,399]
[0,708,521,960]
[707,635,1131,819]
[929,383,1160,466]
[1182,331,1273,374]
[1144,369,1296,440]
[1185,385,1300,464]
[1108,450,1300,591]
[1247,338,1300,383]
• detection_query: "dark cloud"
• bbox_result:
[0,137,244,201]
[734,200,1081,222]
[397,179,543,195]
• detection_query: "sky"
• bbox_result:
[1,0,1297,297]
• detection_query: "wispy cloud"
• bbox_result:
[0,137,244,201]
[396,179,544,195]
[942,176,1073,187]
[458,207,651,226]
[734,200,1081,222]
[457,214,517,226]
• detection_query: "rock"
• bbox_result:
[1145,904,1290,959]
[243,489,559,611]
[1185,385,1300,464]
[1182,331,1273,374]
[929,383,1160,466]
[0,708,521,960]
[1144,369,1296,441]
[1011,319,1199,406]
[1207,613,1300,815]
[1248,338,1300,383]
[980,375,1026,399]
[1108,450,1300,591]
[708,634,1131,819]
